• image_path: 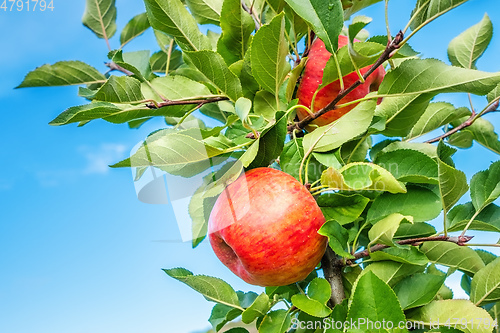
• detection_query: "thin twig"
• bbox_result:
[425,100,499,144]
[287,31,404,134]
[241,0,260,31]
[105,62,134,76]
[146,96,229,109]
[334,234,474,266]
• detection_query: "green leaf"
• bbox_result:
[112,50,152,81]
[185,0,222,25]
[320,162,406,194]
[235,97,252,122]
[453,116,500,154]
[375,149,438,184]
[379,58,500,96]
[209,304,242,331]
[376,94,433,137]
[362,261,425,287]
[291,278,332,317]
[471,257,500,306]
[312,151,343,170]
[189,190,217,248]
[448,14,493,69]
[346,271,406,331]
[377,58,500,137]
[393,273,445,310]
[241,293,270,324]
[279,138,325,182]
[407,299,494,333]
[458,208,500,234]
[343,0,382,20]
[347,15,373,63]
[317,193,370,225]
[258,309,291,333]
[368,213,411,247]
[318,221,354,259]
[471,161,500,211]
[367,185,442,223]
[420,241,485,275]
[250,13,290,97]
[141,75,212,116]
[111,130,227,177]
[407,102,470,140]
[254,91,283,121]
[369,247,429,266]
[438,159,469,214]
[303,99,376,153]
[394,223,436,241]
[248,112,287,168]
[163,268,242,309]
[189,162,242,247]
[284,0,343,54]
[185,50,243,101]
[120,12,151,47]
[82,0,117,40]
[49,102,157,126]
[93,76,145,103]
[150,49,183,73]
[476,249,498,265]
[409,0,469,31]
[217,0,254,65]
[17,61,106,88]
[144,0,212,51]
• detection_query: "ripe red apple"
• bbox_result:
[296,35,386,128]
[208,168,327,286]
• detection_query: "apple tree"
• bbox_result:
[18,0,500,332]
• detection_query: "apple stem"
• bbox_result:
[287,30,404,134]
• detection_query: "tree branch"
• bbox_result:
[241,0,260,31]
[425,100,499,143]
[105,62,134,76]
[287,31,404,134]
[338,234,474,266]
[145,96,229,109]
[321,247,345,306]
[321,232,474,306]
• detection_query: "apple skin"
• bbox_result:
[208,168,327,286]
[296,35,386,129]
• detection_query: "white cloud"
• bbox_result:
[35,143,128,187]
[79,143,127,175]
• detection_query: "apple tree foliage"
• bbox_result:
[18,0,500,332]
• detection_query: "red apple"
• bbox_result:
[296,35,386,129]
[208,168,327,286]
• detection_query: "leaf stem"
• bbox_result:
[459,209,482,238]
[165,39,175,75]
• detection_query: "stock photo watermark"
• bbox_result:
[1,0,54,11]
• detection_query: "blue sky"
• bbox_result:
[1,1,499,332]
